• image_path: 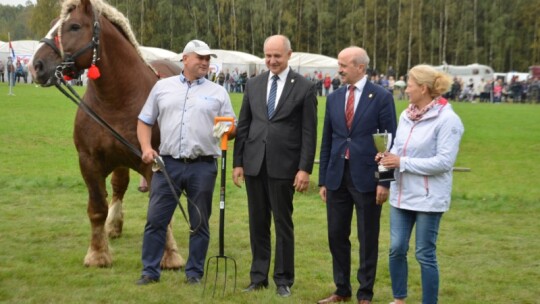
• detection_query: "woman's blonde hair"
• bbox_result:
[408,64,452,98]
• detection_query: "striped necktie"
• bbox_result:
[346,85,355,130]
[267,75,279,119]
[345,85,355,159]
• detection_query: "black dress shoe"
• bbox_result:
[276,285,291,297]
[136,275,159,285]
[242,282,268,292]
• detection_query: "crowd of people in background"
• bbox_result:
[442,76,540,104]
[203,63,540,104]
[210,67,250,93]
[0,58,29,86]
[5,55,538,104]
[206,65,424,104]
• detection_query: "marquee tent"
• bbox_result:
[254,52,339,78]
[289,52,339,74]
[0,40,40,64]
[139,46,181,62]
[200,49,262,76]
[128,48,339,80]
[0,40,40,83]
[0,42,181,64]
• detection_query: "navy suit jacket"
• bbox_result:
[233,70,318,179]
[319,80,397,192]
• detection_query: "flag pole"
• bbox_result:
[8,32,15,96]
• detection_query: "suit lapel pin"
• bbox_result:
[369,93,373,98]
[291,79,295,83]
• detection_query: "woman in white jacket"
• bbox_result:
[376,64,464,304]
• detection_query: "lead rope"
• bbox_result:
[53,70,201,234]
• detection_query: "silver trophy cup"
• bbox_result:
[373,131,395,182]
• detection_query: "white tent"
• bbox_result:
[0,42,180,64]
[0,40,40,83]
[0,40,40,64]
[179,49,261,76]
[203,49,262,77]
[255,51,339,78]
[139,46,180,62]
[289,52,338,74]
[154,49,338,79]
[271,52,339,75]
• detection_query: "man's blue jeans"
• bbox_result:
[389,205,443,304]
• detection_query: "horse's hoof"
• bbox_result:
[84,248,113,268]
[106,228,122,239]
[160,251,185,270]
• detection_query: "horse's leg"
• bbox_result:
[106,167,129,238]
[80,158,112,267]
[141,170,185,269]
[161,218,185,270]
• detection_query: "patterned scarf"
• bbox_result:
[406,97,441,121]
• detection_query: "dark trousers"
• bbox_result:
[326,161,382,301]
[245,161,295,287]
[141,156,217,279]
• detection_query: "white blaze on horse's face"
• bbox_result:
[29,19,62,79]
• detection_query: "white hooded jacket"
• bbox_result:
[389,99,464,212]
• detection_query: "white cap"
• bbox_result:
[182,40,217,58]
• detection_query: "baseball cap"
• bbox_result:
[182,40,217,58]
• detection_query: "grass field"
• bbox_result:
[0,82,539,303]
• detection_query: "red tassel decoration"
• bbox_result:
[63,75,73,81]
[88,64,101,80]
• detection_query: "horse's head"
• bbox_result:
[31,0,100,86]
[30,19,63,86]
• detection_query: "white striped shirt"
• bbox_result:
[138,74,236,159]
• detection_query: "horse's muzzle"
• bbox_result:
[31,58,56,87]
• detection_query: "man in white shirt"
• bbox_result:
[136,39,236,285]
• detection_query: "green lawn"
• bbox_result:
[0,82,538,303]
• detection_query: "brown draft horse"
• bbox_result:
[30,0,184,269]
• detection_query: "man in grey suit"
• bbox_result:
[232,35,318,298]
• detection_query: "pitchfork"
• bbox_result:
[203,117,237,297]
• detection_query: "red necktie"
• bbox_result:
[345,85,355,159]
[346,85,355,130]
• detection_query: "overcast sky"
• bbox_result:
[0,0,35,6]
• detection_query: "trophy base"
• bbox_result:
[375,170,395,182]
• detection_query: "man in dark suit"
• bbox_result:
[317,46,397,304]
[232,35,317,298]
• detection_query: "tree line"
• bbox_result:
[2,0,540,77]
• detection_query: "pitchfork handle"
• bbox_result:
[214,117,235,257]
[219,152,226,256]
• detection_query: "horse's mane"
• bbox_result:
[59,0,155,72]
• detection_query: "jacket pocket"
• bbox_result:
[423,176,430,197]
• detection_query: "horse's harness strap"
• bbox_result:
[65,21,100,63]
[59,11,100,76]
[39,38,62,58]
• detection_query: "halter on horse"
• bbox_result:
[39,11,101,82]
[30,0,185,269]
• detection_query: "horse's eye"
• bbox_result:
[69,23,82,32]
